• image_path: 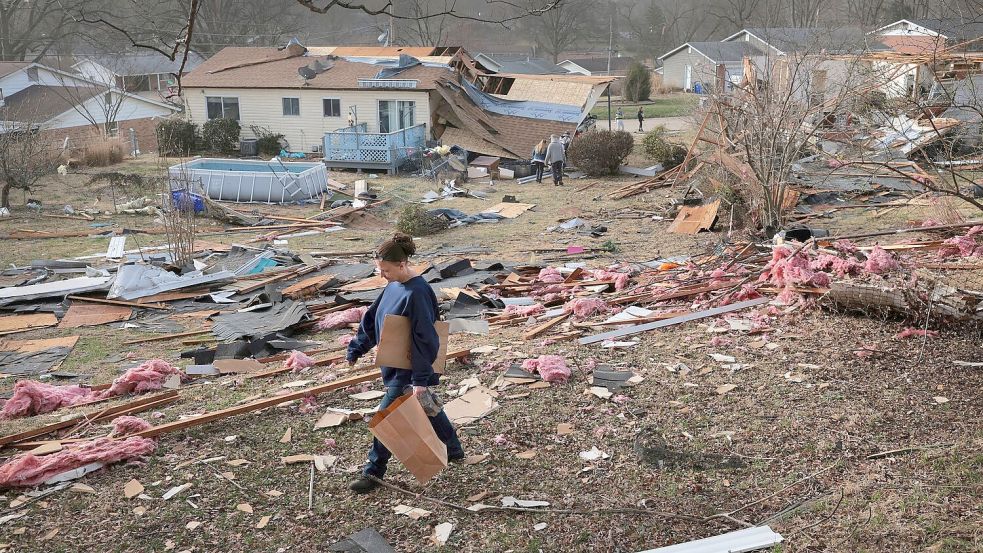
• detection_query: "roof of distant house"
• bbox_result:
[906,17,983,40]
[1,84,104,123]
[181,47,453,90]
[474,53,567,75]
[78,52,206,76]
[0,62,30,80]
[560,57,635,73]
[660,41,763,62]
[732,27,891,54]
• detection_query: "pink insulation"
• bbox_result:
[810,254,863,278]
[759,246,832,289]
[0,437,156,488]
[503,304,545,317]
[101,359,186,397]
[863,246,900,274]
[939,226,983,258]
[0,381,96,419]
[316,306,368,330]
[832,240,858,254]
[337,333,356,346]
[110,416,153,437]
[521,355,572,383]
[537,267,565,284]
[563,298,612,320]
[591,269,630,291]
[284,350,316,370]
[895,328,939,339]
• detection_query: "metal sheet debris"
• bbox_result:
[635,525,783,553]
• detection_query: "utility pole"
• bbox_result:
[606,3,614,131]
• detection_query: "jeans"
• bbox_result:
[363,386,464,478]
[617,119,624,131]
[534,161,544,183]
[551,161,564,185]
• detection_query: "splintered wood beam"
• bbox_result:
[522,313,570,341]
[133,370,382,439]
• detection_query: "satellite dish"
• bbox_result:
[298,66,316,80]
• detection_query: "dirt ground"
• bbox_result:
[0,154,981,553]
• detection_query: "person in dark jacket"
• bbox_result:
[637,106,645,132]
[346,233,465,494]
[531,139,548,183]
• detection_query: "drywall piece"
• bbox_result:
[213,358,264,374]
[43,462,105,485]
[620,165,662,177]
[0,276,113,306]
[579,298,770,345]
[443,386,499,425]
[58,303,132,328]
[448,318,489,335]
[635,525,783,553]
[106,236,127,259]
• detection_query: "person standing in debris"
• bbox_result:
[637,106,645,132]
[346,233,465,494]
[531,139,548,184]
[544,134,566,186]
[560,131,571,152]
[616,107,625,131]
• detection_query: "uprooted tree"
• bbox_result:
[0,124,59,209]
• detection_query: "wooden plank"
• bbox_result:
[282,274,335,298]
[67,295,169,310]
[0,313,58,335]
[522,313,570,341]
[0,335,80,354]
[58,303,132,328]
[483,203,536,219]
[133,370,382,439]
[579,297,771,345]
[122,329,211,345]
[668,200,721,234]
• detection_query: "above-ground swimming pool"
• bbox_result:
[169,158,329,203]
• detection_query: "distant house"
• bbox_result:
[873,17,983,54]
[73,52,206,102]
[558,57,634,76]
[473,53,568,75]
[0,61,181,151]
[658,42,763,91]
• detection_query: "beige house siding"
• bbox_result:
[183,87,432,152]
[662,50,714,90]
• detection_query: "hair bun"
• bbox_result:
[392,232,416,256]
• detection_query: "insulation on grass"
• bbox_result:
[863,246,900,274]
[939,226,983,258]
[102,359,186,397]
[521,355,572,383]
[563,298,612,320]
[759,246,832,289]
[0,381,96,419]
[284,350,315,370]
[110,416,153,437]
[503,304,545,317]
[896,328,939,339]
[316,306,368,330]
[591,269,630,291]
[0,436,156,488]
[536,267,564,284]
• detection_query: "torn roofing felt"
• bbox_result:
[211,300,310,341]
[433,77,576,159]
[372,54,422,78]
[459,79,584,123]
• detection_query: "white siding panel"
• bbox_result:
[48,95,175,129]
[184,87,432,152]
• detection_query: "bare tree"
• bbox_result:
[393,0,452,46]
[789,0,826,27]
[514,0,598,62]
[0,122,58,208]
[845,0,890,27]
[709,0,765,34]
[0,0,82,61]
[182,0,308,55]
[47,73,127,140]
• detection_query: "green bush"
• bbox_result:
[624,62,652,102]
[642,126,687,169]
[566,130,634,176]
[395,204,448,236]
[201,118,241,155]
[156,119,199,156]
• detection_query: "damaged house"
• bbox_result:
[179,44,611,171]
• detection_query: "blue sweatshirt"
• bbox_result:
[346,275,441,388]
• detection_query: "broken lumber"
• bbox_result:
[579,298,770,345]
[132,371,381,439]
[523,313,570,341]
[67,295,170,311]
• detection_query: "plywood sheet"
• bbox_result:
[0,336,81,353]
[483,203,536,219]
[668,200,720,234]
[58,304,132,328]
[0,313,58,335]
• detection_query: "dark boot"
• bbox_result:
[349,476,381,494]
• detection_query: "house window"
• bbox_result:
[378,100,415,133]
[282,97,300,116]
[322,98,341,117]
[206,96,239,120]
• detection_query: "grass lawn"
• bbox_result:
[590,94,699,119]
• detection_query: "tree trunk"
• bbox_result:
[1,182,10,209]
